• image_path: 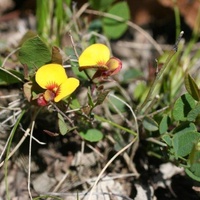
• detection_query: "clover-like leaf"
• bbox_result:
[172,93,196,121]
[159,115,171,134]
[18,36,51,72]
[102,2,130,39]
[80,128,103,142]
[172,131,200,158]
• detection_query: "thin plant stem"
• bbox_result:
[0,127,45,168]
[65,2,90,32]
[52,171,69,192]
[98,95,140,167]
[68,31,93,82]
[1,47,21,68]
[173,0,181,40]
[4,110,25,200]
[137,31,184,113]
[87,137,138,200]
[138,106,169,120]
[0,64,24,83]
[146,137,168,147]
[27,108,42,200]
[68,31,79,59]
[0,128,30,168]
[182,5,200,58]
[108,93,139,135]
[28,121,35,200]
[86,144,104,158]
[94,115,137,136]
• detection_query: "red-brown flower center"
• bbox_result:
[38,82,61,103]
[43,90,56,102]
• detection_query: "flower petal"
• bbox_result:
[54,78,79,102]
[79,44,110,70]
[92,57,122,80]
[35,64,68,89]
[106,57,122,72]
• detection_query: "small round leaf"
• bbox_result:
[80,129,103,142]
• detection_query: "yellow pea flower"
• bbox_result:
[78,43,122,80]
[35,64,79,106]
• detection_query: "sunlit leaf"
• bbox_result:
[133,82,148,102]
[103,2,130,39]
[18,36,51,71]
[186,145,200,181]
[80,128,103,142]
[64,0,71,5]
[172,131,200,158]
[172,93,196,121]
[161,134,172,146]
[171,122,196,136]
[187,103,200,122]
[159,115,170,134]
[18,30,37,46]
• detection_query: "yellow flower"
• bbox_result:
[35,64,79,106]
[79,44,122,80]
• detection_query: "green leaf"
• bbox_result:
[0,67,24,85]
[184,74,200,101]
[142,116,158,132]
[172,93,196,121]
[185,168,200,182]
[172,131,200,158]
[87,88,95,107]
[89,19,102,31]
[187,102,200,122]
[159,115,170,134]
[186,146,200,181]
[133,82,148,101]
[95,90,109,106]
[123,68,143,83]
[102,2,130,39]
[80,128,103,142]
[71,61,88,80]
[161,134,172,146]
[18,30,38,46]
[108,95,125,113]
[18,36,51,71]
[70,98,81,110]
[64,0,71,6]
[89,0,114,10]
[172,122,197,135]
[58,113,69,135]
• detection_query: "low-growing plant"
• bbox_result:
[1,0,200,199]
